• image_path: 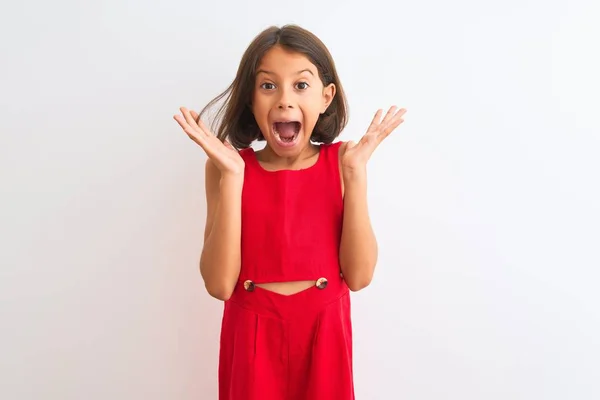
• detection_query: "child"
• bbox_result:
[174,24,406,400]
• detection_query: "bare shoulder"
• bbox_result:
[336,141,348,198]
[337,140,349,158]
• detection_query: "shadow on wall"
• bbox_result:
[146,147,226,398]
[169,169,224,398]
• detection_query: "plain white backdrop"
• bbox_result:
[1,0,599,398]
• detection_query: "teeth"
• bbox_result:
[274,133,297,142]
[272,121,301,144]
[274,132,298,143]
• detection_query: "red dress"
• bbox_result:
[218,141,355,400]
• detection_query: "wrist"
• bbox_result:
[342,164,367,183]
[220,172,244,190]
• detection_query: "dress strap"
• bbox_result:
[318,141,343,171]
[238,147,255,166]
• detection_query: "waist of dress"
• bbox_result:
[228,273,349,321]
[239,257,341,279]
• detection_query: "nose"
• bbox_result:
[277,90,294,109]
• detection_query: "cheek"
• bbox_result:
[300,102,322,124]
[251,103,267,120]
[252,98,272,118]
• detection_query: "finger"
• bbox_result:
[173,114,196,135]
[380,106,399,126]
[180,107,198,127]
[187,109,213,137]
[381,106,406,130]
[366,109,383,132]
[196,118,214,137]
[385,107,406,124]
[377,118,406,142]
[189,110,211,136]
[380,108,407,136]
[173,114,209,144]
[190,110,210,134]
[180,107,203,134]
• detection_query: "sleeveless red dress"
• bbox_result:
[218,141,355,400]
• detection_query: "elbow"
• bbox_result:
[339,246,377,292]
[340,254,377,292]
[204,281,235,301]
[342,267,375,292]
[199,253,239,301]
[346,276,373,292]
[207,287,233,302]
[200,263,236,301]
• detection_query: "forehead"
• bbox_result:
[256,46,318,76]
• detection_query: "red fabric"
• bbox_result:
[219,276,354,400]
[238,142,344,283]
[218,142,355,399]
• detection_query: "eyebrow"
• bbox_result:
[256,68,314,76]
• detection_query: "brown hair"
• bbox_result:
[198,24,349,149]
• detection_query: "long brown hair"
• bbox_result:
[198,24,349,149]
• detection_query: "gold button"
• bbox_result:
[243,280,255,292]
[315,277,328,289]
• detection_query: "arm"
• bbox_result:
[338,161,378,291]
[337,106,407,291]
[200,158,243,301]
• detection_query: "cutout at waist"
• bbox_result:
[255,280,315,296]
[230,275,349,320]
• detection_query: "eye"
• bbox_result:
[260,82,276,90]
[296,82,309,90]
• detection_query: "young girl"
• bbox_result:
[174,24,405,400]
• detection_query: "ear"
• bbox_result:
[321,83,336,114]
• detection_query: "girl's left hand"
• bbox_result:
[341,106,406,173]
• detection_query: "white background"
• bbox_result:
[2,0,599,398]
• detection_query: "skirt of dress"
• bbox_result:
[218,274,355,400]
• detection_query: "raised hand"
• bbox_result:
[173,107,244,176]
[341,106,406,172]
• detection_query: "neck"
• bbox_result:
[259,143,320,170]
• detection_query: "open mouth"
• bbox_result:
[273,121,301,145]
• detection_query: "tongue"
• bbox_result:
[276,122,297,138]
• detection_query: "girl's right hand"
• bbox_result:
[173,107,245,177]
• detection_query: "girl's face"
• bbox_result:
[251,45,335,157]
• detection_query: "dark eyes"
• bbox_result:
[260,82,309,90]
